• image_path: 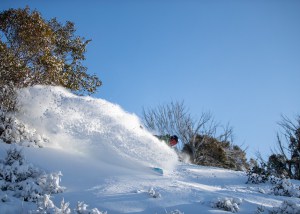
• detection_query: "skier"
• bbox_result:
[152,135,179,175]
[154,134,178,147]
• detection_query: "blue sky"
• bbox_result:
[1,0,300,159]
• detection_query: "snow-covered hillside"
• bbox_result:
[1,86,300,213]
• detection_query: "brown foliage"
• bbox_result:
[0,7,101,101]
[183,135,248,171]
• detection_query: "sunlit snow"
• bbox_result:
[0,86,300,213]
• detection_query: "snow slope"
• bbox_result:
[1,86,300,213]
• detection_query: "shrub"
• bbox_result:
[211,197,242,213]
[75,201,107,214]
[184,135,248,171]
[0,194,10,203]
[0,110,47,146]
[0,146,65,201]
[246,162,269,184]
[267,154,289,178]
[148,187,161,198]
[165,209,184,214]
[272,178,300,198]
[270,200,300,214]
[31,196,107,214]
[255,205,266,214]
[0,83,18,113]
[30,194,63,214]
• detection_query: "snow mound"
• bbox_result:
[16,86,178,171]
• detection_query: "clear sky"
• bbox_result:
[1,0,300,159]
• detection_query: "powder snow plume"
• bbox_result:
[16,86,178,172]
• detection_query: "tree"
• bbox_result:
[142,100,247,170]
[142,100,216,146]
[274,115,300,179]
[0,7,102,111]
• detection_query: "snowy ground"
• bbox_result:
[1,86,300,213]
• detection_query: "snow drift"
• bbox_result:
[16,86,178,172]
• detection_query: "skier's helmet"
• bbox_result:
[170,135,178,142]
[170,135,178,146]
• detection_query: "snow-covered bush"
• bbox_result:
[165,209,184,214]
[211,197,242,213]
[0,83,18,112]
[30,194,69,214]
[0,110,47,147]
[255,205,266,214]
[37,171,65,195]
[246,162,269,184]
[75,201,107,214]
[0,146,65,201]
[247,166,300,198]
[31,198,106,214]
[148,187,161,198]
[270,200,300,214]
[0,194,10,202]
[246,172,269,184]
[272,178,300,198]
[269,175,282,185]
